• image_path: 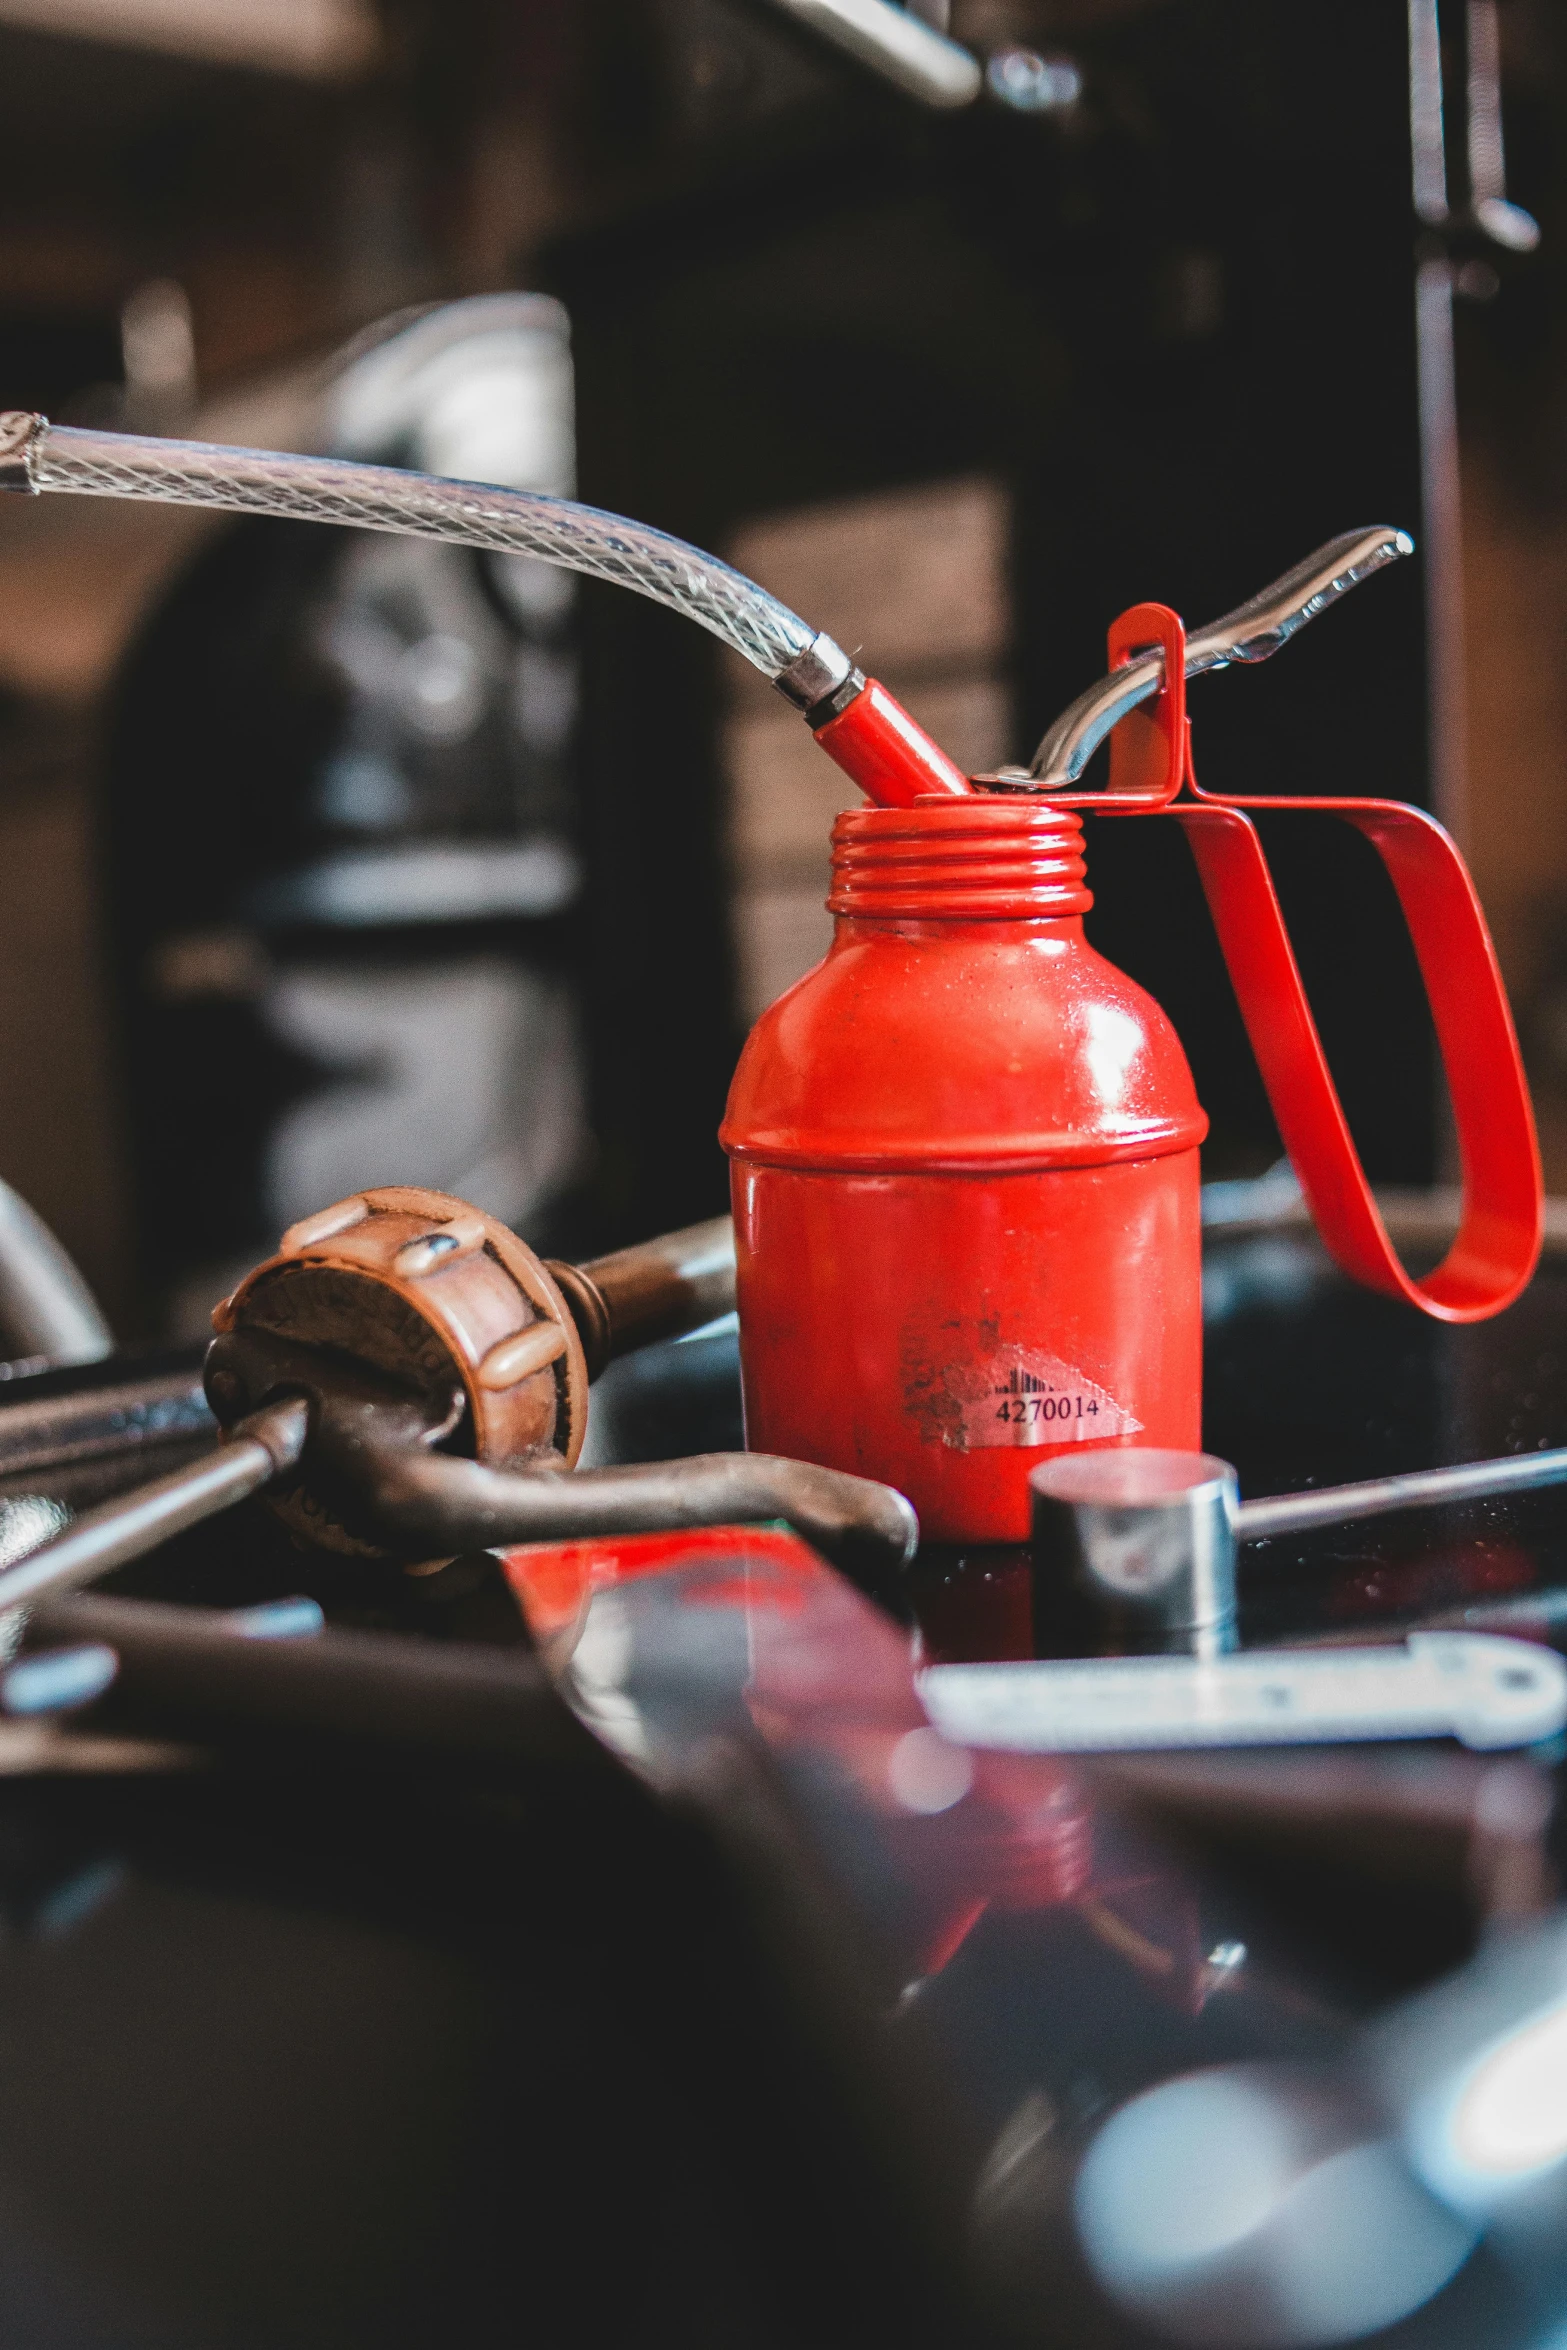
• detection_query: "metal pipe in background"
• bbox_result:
[1404,0,1540,849]
[755,0,981,106]
[0,1178,113,1371]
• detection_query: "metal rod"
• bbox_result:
[1408,0,1450,226]
[548,1215,735,1376]
[26,1591,597,1773]
[580,1215,735,1352]
[1413,250,1468,844]
[0,1359,212,1477]
[0,1400,307,1612]
[757,0,981,107]
[1239,1446,1567,1543]
[1467,0,1506,206]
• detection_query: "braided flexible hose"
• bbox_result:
[0,410,973,798]
[13,418,824,684]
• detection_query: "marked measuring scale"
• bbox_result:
[919,1635,1567,1754]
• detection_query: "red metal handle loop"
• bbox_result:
[1044,602,1188,812]
[1097,604,1543,1323]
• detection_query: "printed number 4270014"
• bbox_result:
[994,1394,1099,1426]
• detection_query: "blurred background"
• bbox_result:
[0,0,1561,1340]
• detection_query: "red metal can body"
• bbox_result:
[720,799,1208,1544]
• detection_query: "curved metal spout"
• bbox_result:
[1023,526,1416,789]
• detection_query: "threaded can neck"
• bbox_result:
[828,798,1091,922]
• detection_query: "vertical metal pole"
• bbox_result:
[1414,252,1468,847]
[1408,0,1451,228]
[1407,0,1469,846]
[1465,0,1505,206]
[1408,0,1468,1189]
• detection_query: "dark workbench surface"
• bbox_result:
[0,1220,1563,2348]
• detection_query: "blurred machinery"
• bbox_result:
[102,297,591,1333]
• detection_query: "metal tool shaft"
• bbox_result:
[26,1591,596,1773]
[1033,1440,1567,1661]
[0,1400,307,1612]
[547,1215,735,1376]
[1238,1446,1567,1542]
[0,1359,212,1478]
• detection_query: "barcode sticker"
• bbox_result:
[941,1348,1143,1452]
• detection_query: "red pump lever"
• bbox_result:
[1086,601,1542,1324]
[791,581,1539,1322]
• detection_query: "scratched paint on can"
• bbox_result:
[938,1348,1143,1452]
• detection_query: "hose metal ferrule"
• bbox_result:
[804,667,868,730]
[773,631,855,714]
[0,412,42,494]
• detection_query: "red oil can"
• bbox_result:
[721,798,1207,1543]
[722,592,1542,1550]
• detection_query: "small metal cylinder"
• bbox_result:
[1030,1448,1239,1659]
